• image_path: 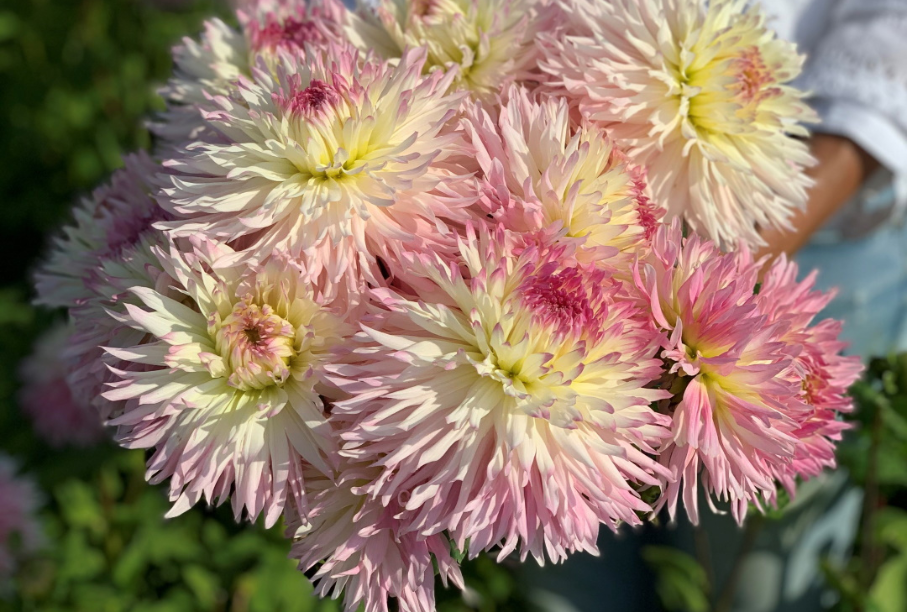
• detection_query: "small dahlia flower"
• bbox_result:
[757,258,862,493]
[635,220,814,523]
[345,0,551,100]
[103,239,350,526]
[332,226,671,563]
[288,466,464,612]
[0,456,42,582]
[544,0,816,248]
[153,0,344,145]
[18,323,104,448]
[462,86,661,267]
[34,152,166,309]
[159,46,470,286]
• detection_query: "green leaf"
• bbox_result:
[869,554,907,612]
[642,546,710,612]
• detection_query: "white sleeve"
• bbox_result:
[797,0,907,209]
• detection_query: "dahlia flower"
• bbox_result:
[288,466,464,612]
[757,258,862,493]
[153,0,344,145]
[0,456,42,583]
[462,86,661,267]
[34,152,165,309]
[544,0,817,248]
[635,220,825,523]
[159,46,470,287]
[345,0,551,100]
[332,225,671,563]
[18,323,104,448]
[103,239,350,526]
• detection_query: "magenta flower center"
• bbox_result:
[520,268,597,335]
[282,80,340,117]
[215,298,296,391]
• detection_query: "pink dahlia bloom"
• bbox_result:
[634,220,853,523]
[103,239,350,526]
[332,225,671,563]
[158,45,472,287]
[0,456,42,582]
[462,86,662,268]
[287,466,464,612]
[757,258,863,494]
[34,152,166,309]
[542,0,816,249]
[18,323,104,448]
[153,0,345,146]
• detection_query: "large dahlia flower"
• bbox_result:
[0,457,42,583]
[345,0,551,100]
[103,239,350,526]
[757,259,863,493]
[153,0,344,145]
[634,220,851,523]
[18,323,104,448]
[463,86,660,268]
[333,226,671,563]
[544,0,816,248]
[287,466,464,612]
[159,46,470,287]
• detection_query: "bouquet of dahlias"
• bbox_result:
[32,0,864,609]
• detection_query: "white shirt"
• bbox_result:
[760,0,907,234]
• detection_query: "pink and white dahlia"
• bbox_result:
[636,220,813,523]
[103,239,350,526]
[543,0,816,248]
[345,0,551,100]
[34,152,166,309]
[0,456,42,583]
[18,323,104,448]
[288,466,464,612]
[463,86,661,267]
[333,226,671,563]
[159,46,471,287]
[153,0,344,146]
[757,258,862,493]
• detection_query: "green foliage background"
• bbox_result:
[0,1,533,610]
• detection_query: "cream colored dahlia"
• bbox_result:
[463,86,661,267]
[544,0,817,248]
[159,46,471,286]
[345,0,550,100]
[104,240,351,526]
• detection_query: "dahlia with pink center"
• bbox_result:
[462,86,662,268]
[635,220,825,523]
[103,240,350,526]
[18,323,104,448]
[159,46,471,287]
[542,0,817,248]
[0,456,42,583]
[332,226,671,562]
[757,258,862,494]
[287,465,464,612]
[153,0,344,146]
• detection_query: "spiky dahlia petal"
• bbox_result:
[332,225,671,563]
[543,0,817,248]
[102,239,351,526]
